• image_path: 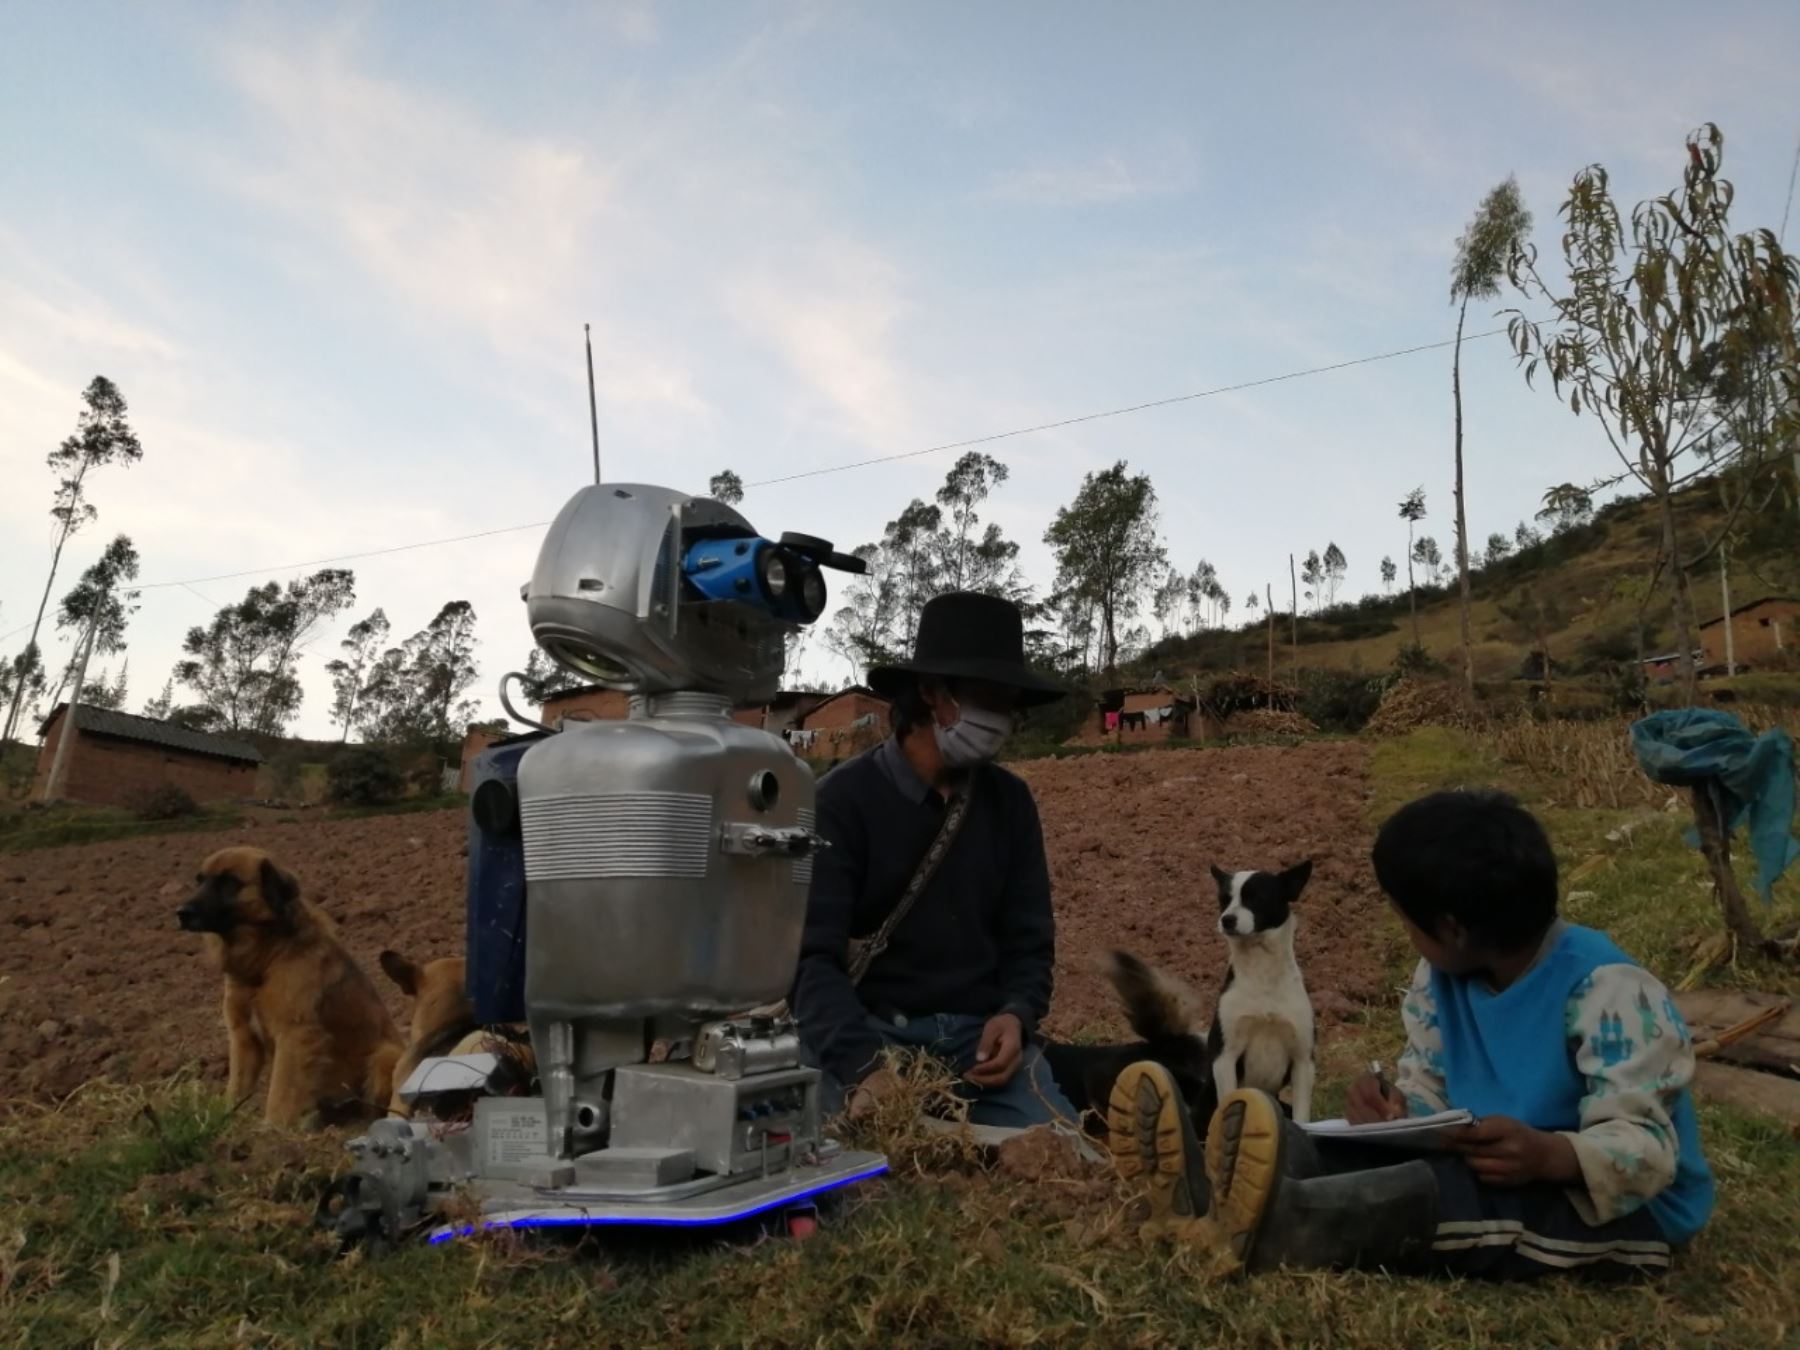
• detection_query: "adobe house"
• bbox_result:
[1638,649,1706,683]
[540,683,791,731]
[540,685,634,725]
[1095,685,1202,742]
[788,686,889,758]
[1701,596,1799,671]
[759,690,831,739]
[34,705,261,807]
[457,724,511,793]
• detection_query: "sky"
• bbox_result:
[3,2,1797,738]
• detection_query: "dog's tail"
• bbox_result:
[1106,950,1201,1041]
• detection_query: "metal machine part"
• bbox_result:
[325,480,885,1247]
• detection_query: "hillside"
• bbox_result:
[1137,477,1797,686]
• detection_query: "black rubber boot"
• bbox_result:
[1106,1061,1211,1221]
[1207,1088,1438,1273]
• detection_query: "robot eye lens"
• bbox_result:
[761,552,788,597]
[800,569,825,618]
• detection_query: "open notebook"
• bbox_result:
[1299,1109,1474,1150]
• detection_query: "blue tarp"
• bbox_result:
[1630,709,1799,902]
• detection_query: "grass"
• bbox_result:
[5,729,1799,1345]
[0,806,245,855]
[0,794,467,855]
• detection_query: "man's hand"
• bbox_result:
[965,1012,1025,1089]
[847,1067,903,1120]
[1344,1072,1407,1125]
[1447,1116,1581,1187]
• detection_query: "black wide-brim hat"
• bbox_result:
[866,591,1068,708]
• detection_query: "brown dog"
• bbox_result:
[378,949,536,1118]
[378,950,475,1116]
[176,847,401,1128]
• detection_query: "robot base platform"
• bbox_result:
[427,1148,888,1243]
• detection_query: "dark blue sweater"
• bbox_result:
[790,738,1056,1086]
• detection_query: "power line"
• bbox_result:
[744,327,1510,487]
[134,520,553,591]
[88,325,1512,596]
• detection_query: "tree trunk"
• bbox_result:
[1405,524,1420,650]
[1288,554,1299,684]
[1452,298,1475,707]
[1,500,84,752]
[1691,785,1772,956]
[1266,585,1275,706]
[1654,475,1701,705]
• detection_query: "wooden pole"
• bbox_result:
[1719,546,1736,678]
[1691,783,1770,956]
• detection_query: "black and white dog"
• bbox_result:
[1207,860,1315,1124]
[1043,859,1316,1132]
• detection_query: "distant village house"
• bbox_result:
[1700,596,1797,671]
[34,705,261,807]
[1096,685,1200,742]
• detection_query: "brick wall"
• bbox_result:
[795,690,889,759]
[458,727,508,793]
[1702,600,1800,668]
[33,723,256,808]
[541,688,633,724]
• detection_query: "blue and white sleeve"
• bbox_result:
[1561,964,1693,1225]
[1395,959,1450,1117]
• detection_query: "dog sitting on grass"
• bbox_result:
[176,847,401,1128]
[377,950,534,1119]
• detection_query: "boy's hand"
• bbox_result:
[1448,1116,1581,1186]
[1345,1072,1407,1124]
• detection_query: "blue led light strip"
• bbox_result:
[426,1163,889,1244]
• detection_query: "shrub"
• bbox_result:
[132,785,201,821]
[1392,644,1446,677]
[326,746,405,806]
[1297,668,1389,733]
[266,748,307,800]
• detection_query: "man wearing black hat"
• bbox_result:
[791,591,1076,1128]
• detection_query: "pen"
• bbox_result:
[1370,1059,1393,1101]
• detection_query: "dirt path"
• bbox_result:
[0,742,1384,1104]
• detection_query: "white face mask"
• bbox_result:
[934,699,1013,767]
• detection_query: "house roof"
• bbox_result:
[39,704,263,764]
[1699,596,1800,628]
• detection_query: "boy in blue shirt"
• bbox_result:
[1108,789,1715,1278]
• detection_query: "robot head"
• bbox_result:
[522,484,864,702]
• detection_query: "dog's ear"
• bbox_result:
[379,949,419,995]
[1279,859,1314,903]
[1209,864,1232,888]
[258,857,301,918]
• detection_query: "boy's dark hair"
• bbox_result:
[1371,789,1558,952]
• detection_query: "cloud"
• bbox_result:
[725,241,915,450]
[987,143,1197,206]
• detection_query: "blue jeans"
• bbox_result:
[813,1012,1076,1128]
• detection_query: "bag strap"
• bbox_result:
[848,783,974,987]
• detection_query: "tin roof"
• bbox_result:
[39,704,263,764]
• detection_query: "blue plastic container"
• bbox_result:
[465,733,542,1025]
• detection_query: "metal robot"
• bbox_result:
[322,483,886,1245]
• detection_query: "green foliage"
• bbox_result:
[1506,123,1800,700]
[130,785,200,821]
[707,469,745,505]
[55,533,141,661]
[267,747,307,800]
[1297,667,1388,732]
[1043,460,1167,672]
[324,608,390,742]
[2,376,145,751]
[174,569,357,735]
[1392,643,1445,676]
[325,745,405,806]
[355,601,481,745]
